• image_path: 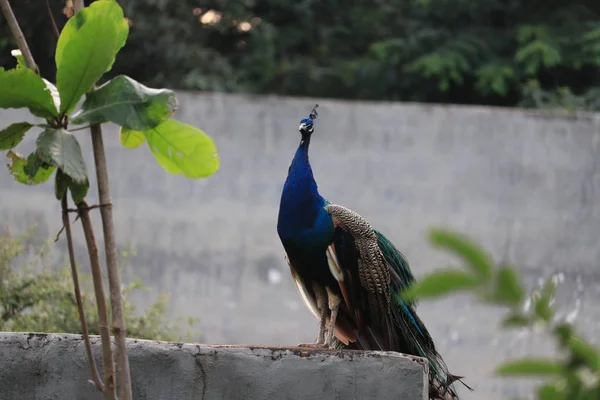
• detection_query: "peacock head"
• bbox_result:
[298,117,315,134]
[298,104,319,135]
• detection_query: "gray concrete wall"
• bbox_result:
[2,93,600,399]
[0,332,428,400]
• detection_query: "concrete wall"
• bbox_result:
[2,93,600,399]
[0,332,428,400]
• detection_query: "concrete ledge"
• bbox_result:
[0,332,428,400]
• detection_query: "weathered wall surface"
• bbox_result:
[0,332,428,400]
[2,94,600,399]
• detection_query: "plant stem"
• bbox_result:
[0,0,37,72]
[90,123,133,400]
[78,199,117,400]
[62,194,105,393]
[44,0,60,39]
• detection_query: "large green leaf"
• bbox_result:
[36,128,87,183]
[55,0,129,114]
[6,150,55,185]
[496,358,563,377]
[144,119,219,179]
[0,68,58,119]
[120,126,146,149]
[71,75,178,130]
[401,269,480,302]
[0,123,33,150]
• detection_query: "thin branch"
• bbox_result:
[78,199,118,400]
[44,0,60,39]
[90,123,133,400]
[0,0,38,72]
[61,195,105,393]
[69,124,93,132]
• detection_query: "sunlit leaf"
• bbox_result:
[144,119,219,179]
[119,126,146,149]
[6,150,55,185]
[55,0,129,114]
[496,358,563,377]
[0,68,58,119]
[0,123,33,150]
[428,229,493,281]
[401,269,479,302]
[71,75,178,130]
[36,128,87,183]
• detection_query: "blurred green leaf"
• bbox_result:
[401,268,479,302]
[6,150,55,185]
[501,313,531,328]
[36,128,87,183]
[490,266,524,306]
[534,279,557,322]
[55,0,129,114]
[55,167,89,204]
[496,358,563,377]
[0,123,33,150]
[537,383,565,400]
[71,75,177,130]
[428,229,493,281]
[567,335,599,371]
[0,68,58,119]
[144,119,219,179]
[54,169,69,200]
[119,126,146,149]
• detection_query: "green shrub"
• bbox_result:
[0,224,199,342]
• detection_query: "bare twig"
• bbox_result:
[69,124,93,132]
[0,0,37,71]
[78,199,117,400]
[44,0,60,39]
[61,195,105,393]
[90,124,133,400]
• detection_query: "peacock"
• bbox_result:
[276,105,472,399]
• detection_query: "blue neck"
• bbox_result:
[277,135,327,237]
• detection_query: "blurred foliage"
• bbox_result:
[1,0,599,111]
[403,228,599,400]
[0,225,200,342]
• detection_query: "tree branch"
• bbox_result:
[0,0,38,72]
[43,0,60,39]
[78,199,117,400]
[90,123,133,400]
[61,194,105,393]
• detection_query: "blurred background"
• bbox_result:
[2,1,600,399]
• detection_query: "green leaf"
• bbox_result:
[54,169,69,200]
[537,384,565,400]
[501,313,531,328]
[0,68,59,119]
[496,358,563,377]
[567,335,599,370]
[490,266,524,306]
[6,150,55,185]
[54,168,89,204]
[70,177,89,204]
[0,123,33,150]
[533,278,557,322]
[36,128,87,183]
[144,119,219,179]
[55,0,129,114]
[401,269,479,302]
[120,126,146,149]
[71,75,178,130]
[428,229,493,281]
